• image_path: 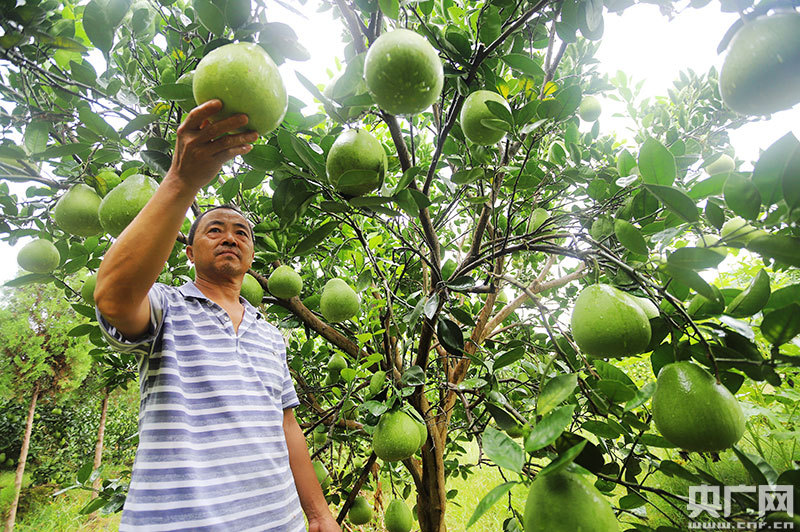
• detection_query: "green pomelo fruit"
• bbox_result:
[17,239,60,273]
[364,29,444,115]
[720,216,764,245]
[719,13,800,115]
[631,295,659,320]
[240,273,264,307]
[698,233,728,257]
[652,361,745,452]
[267,265,302,299]
[320,278,360,323]
[327,353,347,372]
[193,42,287,135]
[459,90,511,145]
[523,470,619,532]
[175,70,197,113]
[705,153,735,175]
[302,293,321,310]
[348,495,373,525]
[53,184,104,237]
[94,169,122,197]
[384,499,414,532]
[98,174,158,237]
[578,95,602,122]
[326,128,387,196]
[224,0,250,28]
[81,273,98,306]
[415,418,427,450]
[312,460,331,489]
[372,410,420,462]
[570,284,651,358]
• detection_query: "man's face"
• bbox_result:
[186,209,254,280]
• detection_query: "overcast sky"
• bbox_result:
[1,1,799,284]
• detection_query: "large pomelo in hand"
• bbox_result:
[652,362,745,452]
[267,265,302,299]
[193,42,287,135]
[364,29,443,115]
[523,470,619,532]
[17,239,60,273]
[98,174,158,237]
[240,273,264,307]
[384,499,414,532]
[372,410,420,462]
[320,278,360,323]
[459,90,511,145]
[570,284,651,358]
[53,184,104,237]
[719,13,800,115]
[326,129,387,196]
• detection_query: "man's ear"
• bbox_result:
[186,245,194,263]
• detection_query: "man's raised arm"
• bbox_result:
[94,100,257,338]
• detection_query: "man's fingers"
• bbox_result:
[212,143,254,163]
[202,113,252,140]
[181,99,223,131]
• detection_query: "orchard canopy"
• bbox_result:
[2,0,800,531]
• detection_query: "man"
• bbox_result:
[94,100,340,531]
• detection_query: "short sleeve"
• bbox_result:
[279,335,300,410]
[96,283,168,356]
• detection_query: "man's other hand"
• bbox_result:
[167,100,258,191]
[308,514,341,532]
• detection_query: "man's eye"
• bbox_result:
[209,228,220,233]
[237,231,247,236]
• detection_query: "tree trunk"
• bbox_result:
[3,382,39,532]
[415,427,448,532]
[91,387,110,499]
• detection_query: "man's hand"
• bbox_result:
[167,100,258,191]
[308,514,341,532]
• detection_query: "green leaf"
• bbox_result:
[218,177,240,202]
[78,106,118,140]
[667,247,725,270]
[153,83,194,101]
[746,235,800,267]
[525,405,575,452]
[638,138,676,186]
[688,173,728,199]
[82,0,114,53]
[642,184,699,223]
[594,379,636,403]
[537,85,582,121]
[501,54,545,79]
[3,273,52,287]
[484,100,513,125]
[24,120,49,155]
[760,303,800,346]
[465,482,518,529]
[437,318,464,354]
[192,0,225,35]
[723,173,761,220]
[243,145,283,171]
[781,144,800,211]
[394,189,421,217]
[539,440,588,476]
[752,132,800,206]
[68,324,95,337]
[400,365,426,386]
[378,0,400,20]
[624,381,656,412]
[293,221,339,256]
[537,374,578,416]
[482,426,524,473]
[617,149,636,177]
[732,446,777,486]
[120,114,157,138]
[240,170,266,190]
[766,284,800,312]
[614,219,649,255]
[664,264,716,300]
[391,166,421,194]
[451,168,484,185]
[725,269,770,318]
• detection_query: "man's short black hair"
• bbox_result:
[187,204,254,245]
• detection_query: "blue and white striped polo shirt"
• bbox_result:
[97,281,305,531]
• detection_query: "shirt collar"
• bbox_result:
[178,281,263,320]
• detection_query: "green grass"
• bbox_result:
[12,486,121,532]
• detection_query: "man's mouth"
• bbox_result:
[217,250,239,258]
